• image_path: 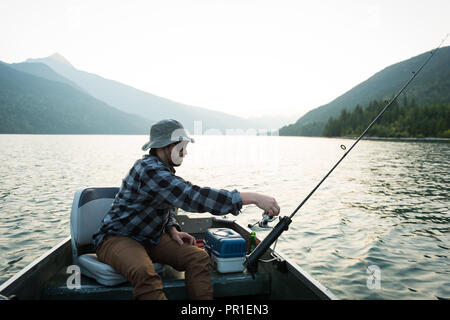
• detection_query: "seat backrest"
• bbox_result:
[70,187,119,263]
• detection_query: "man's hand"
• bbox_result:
[240,192,280,217]
[169,227,196,246]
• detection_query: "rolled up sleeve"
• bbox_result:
[165,206,182,232]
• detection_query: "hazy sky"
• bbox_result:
[1,0,449,119]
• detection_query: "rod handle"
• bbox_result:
[243,216,292,273]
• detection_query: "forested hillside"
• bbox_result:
[280,46,450,137]
[322,97,449,138]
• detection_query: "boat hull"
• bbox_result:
[0,215,337,300]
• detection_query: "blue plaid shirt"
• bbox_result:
[93,154,243,249]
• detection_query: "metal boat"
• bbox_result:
[0,188,337,300]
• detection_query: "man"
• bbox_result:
[93,119,280,300]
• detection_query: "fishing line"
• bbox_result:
[244,35,449,273]
[287,34,448,222]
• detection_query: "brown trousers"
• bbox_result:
[96,233,213,300]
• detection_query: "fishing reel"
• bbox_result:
[248,211,277,229]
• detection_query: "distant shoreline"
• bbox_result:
[279,135,450,142]
[1,133,449,142]
[338,136,450,142]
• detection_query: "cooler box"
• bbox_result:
[204,228,246,273]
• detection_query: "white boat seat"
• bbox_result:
[70,187,164,287]
[77,253,127,286]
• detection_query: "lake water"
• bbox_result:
[0,134,449,299]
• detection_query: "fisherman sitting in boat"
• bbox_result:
[92,119,280,300]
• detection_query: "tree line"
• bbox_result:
[322,96,450,138]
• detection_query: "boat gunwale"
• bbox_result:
[0,235,71,298]
[1,215,337,300]
[269,249,337,300]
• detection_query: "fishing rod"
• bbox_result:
[244,36,448,274]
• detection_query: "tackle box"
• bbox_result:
[204,228,247,273]
[210,254,246,273]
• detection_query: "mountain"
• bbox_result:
[280,46,450,136]
[8,60,84,92]
[25,54,266,133]
[0,62,151,134]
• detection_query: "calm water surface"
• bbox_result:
[0,134,449,299]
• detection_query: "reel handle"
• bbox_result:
[262,211,277,222]
[247,211,278,229]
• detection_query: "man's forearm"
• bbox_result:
[240,192,258,205]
